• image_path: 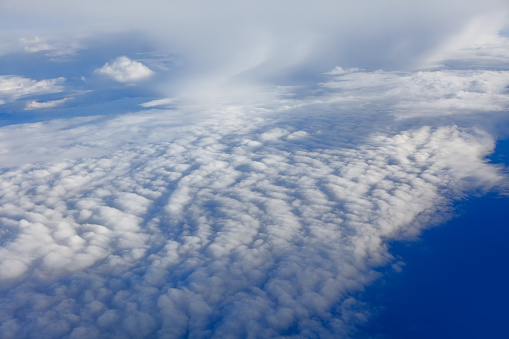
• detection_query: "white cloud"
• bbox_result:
[0,119,503,336]
[139,97,176,108]
[0,59,507,336]
[0,75,65,103]
[20,36,53,53]
[419,14,509,68]
[321,68,509,117]
[25,98,68,110]
[95,56,154,83]
[17,36,82,60]
[2,0,508,100]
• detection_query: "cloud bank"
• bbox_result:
[0,61,508,337]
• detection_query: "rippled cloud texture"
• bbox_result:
[0,1,508,338]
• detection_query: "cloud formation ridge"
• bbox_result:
[0,94,504,337]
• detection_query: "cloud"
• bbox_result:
[0,58,507,336]
[0,122,503,337]
[17,36,82,60]
[25,98,68,110]
[95,56,154,83]
[139,97,176,108]
[418,14,509,68]
[0,1,508,338]
[321,68,509,117]
[2,0,508,100]
[20,36,53,53]
[0,75,65,103]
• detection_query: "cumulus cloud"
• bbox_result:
[95,56,154,83]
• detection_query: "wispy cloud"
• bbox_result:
[25,98,69,110]
[18,36,82,60]
[139,97,176,108]
[0,75,65,104]
[321,68,509,117]
[20,36,53,53]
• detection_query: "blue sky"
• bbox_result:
[0,1,508,338]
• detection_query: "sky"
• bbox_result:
[0,1,508,338]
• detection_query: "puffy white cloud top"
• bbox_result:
[95,56,154,83]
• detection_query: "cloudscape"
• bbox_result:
[0,1,508,338]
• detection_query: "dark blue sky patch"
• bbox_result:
[358,138,509,339]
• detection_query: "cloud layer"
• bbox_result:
[0,61,508,337]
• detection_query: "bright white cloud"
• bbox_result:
[95,56,154,83]
[0,75,65,103]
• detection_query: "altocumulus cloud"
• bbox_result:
[0,57,508,337]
